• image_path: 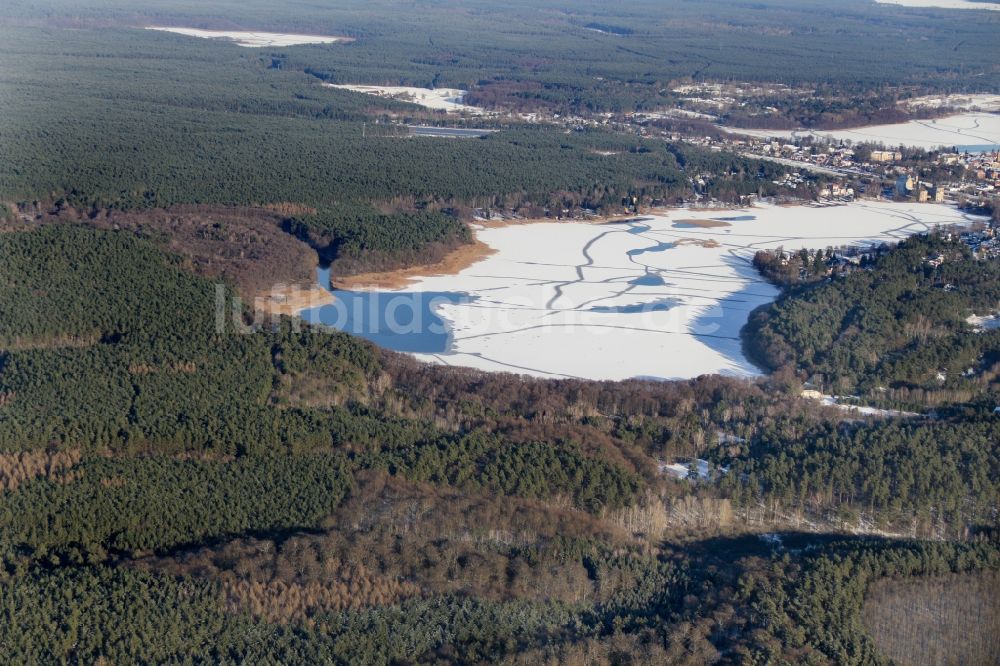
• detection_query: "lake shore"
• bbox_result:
[300,200,981,381]
[329,240,497,290]
[255,284,335,316]
[330,208,683,290]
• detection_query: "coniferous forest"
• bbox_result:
[0,0,998,663]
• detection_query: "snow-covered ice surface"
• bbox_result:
[322,84,482,113]
[722,113,1000,150]
[145,27,349,47]
[875,0,1000,9]
[306,202,981,381]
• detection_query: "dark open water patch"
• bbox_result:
[957,144,1000,154]
[301,267,470,353]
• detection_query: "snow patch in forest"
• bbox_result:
[322,84,483,113]
[966,313,1000,331]
[146,27,350,48]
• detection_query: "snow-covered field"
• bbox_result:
[815,394,919,418]
[145,27,349,47]
[322,84,482,113]
[306,202,981,381]
[902,94,1000,113]
[642,109,718,121]
[722,113,1000,150]
[874,0,1000,9]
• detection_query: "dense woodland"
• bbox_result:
[0,23,705,214]
[1,0,999,662]
[284,207,472,275]
[0,23,817,276]
[746,234,1000,406]
[279,0,999,128]
[0,222,995,661]
[10,0,992,122]
[1,526,997,663]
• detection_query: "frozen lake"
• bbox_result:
[722,113,1000,151]
[302,202,980,380]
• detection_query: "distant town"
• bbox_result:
[407,97,1000,217]
[680,129,999,209]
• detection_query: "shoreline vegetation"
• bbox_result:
[318,198,939,296]
[328,207,693,291]
[329,239,496,290]
[255,285,336,316]
[312,200,977,381]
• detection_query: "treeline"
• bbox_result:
[382,351,996,534]
[3,222,659,495]
[376,350,831,472]
[0,23,817,278]
[0,226,643,569]
[720,88,914,130]
[372,350,987,538]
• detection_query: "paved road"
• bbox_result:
[740,152,862,177]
